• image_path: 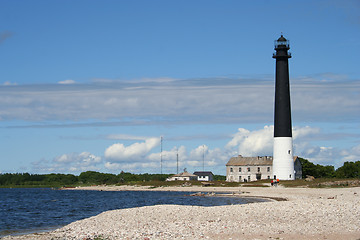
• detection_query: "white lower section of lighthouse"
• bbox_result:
[273,137,295,180]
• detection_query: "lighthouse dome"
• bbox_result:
[277,35,287,41]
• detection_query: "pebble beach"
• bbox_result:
[2,185,360,240]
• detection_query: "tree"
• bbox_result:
[79,171,103,184]
[298,158,335,178]
[213,175,226,181]
[336,161,360,178]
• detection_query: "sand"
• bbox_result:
[2,185,360,240]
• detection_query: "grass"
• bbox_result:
[275,178,360,188]
[115,180,244,188]
[77,178,360,189]
[217,178,360,188]
[241,184,270,187]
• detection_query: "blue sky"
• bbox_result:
[0,0,359,175]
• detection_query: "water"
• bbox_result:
[0,188,265,237]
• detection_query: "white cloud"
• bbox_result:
[31,158,56,173]
[104,162,122,170]
[102,125,355,173]
[103,140,228,173]
[293,126,320,139]
[54,152,102,171]
[186,145,224,167]
[304,146,336,165]
[104,161,158,172]
[58,79,76,84]
[0,75,358,124]
[106,134,148,141]
[189,145,207,159]
[148,146,187,162]
[91,77,176,84]
[53,152,101,166]
[28,125,360,174]
[224,125,349,167]
[31,152,103,173]
[340,144,360,163]
[226,126,274,157]
[104,137,160,162]
[54,154,73,163]
[90,136,360,173]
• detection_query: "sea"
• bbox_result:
[0,188,266,237]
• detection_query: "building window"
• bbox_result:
[239,176,242,181]
[248,176,251,181]
[247,167,251,172]
[267,167,270,172]
[257,167,260,172]
[239,167,242,172]
[267,176,270,179]
[230,168,233,172]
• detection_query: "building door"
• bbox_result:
[256,173,262,180]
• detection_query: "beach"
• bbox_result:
[2,185,360,240]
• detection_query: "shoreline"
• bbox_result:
[2,185,360,240]
[64,185,290,202]
[60,184,355,201]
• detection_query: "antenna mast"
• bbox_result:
[160,136,163,174]
[202,145,205,172]
[176,148,179,174]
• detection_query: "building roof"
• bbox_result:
[171,171,197,177]
[226,155,299,166]
[226,156,273,166]
[193,171,214,177]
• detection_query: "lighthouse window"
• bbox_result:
[288,150,291,154]
[230,168,233,172]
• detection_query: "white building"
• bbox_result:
[226,155,302,182]
[193,171,214,181]
[166,171,198,181]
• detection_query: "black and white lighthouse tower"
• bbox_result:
[272,35,295,180]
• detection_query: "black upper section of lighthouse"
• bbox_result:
[273,35,292,137]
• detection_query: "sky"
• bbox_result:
[0,0,359,175]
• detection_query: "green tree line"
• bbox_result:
[0,171,226,187]
[1,159,359,187]
[0,171,173,187]
[299,158,360,178]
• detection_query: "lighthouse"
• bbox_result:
[272,35,295,180]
